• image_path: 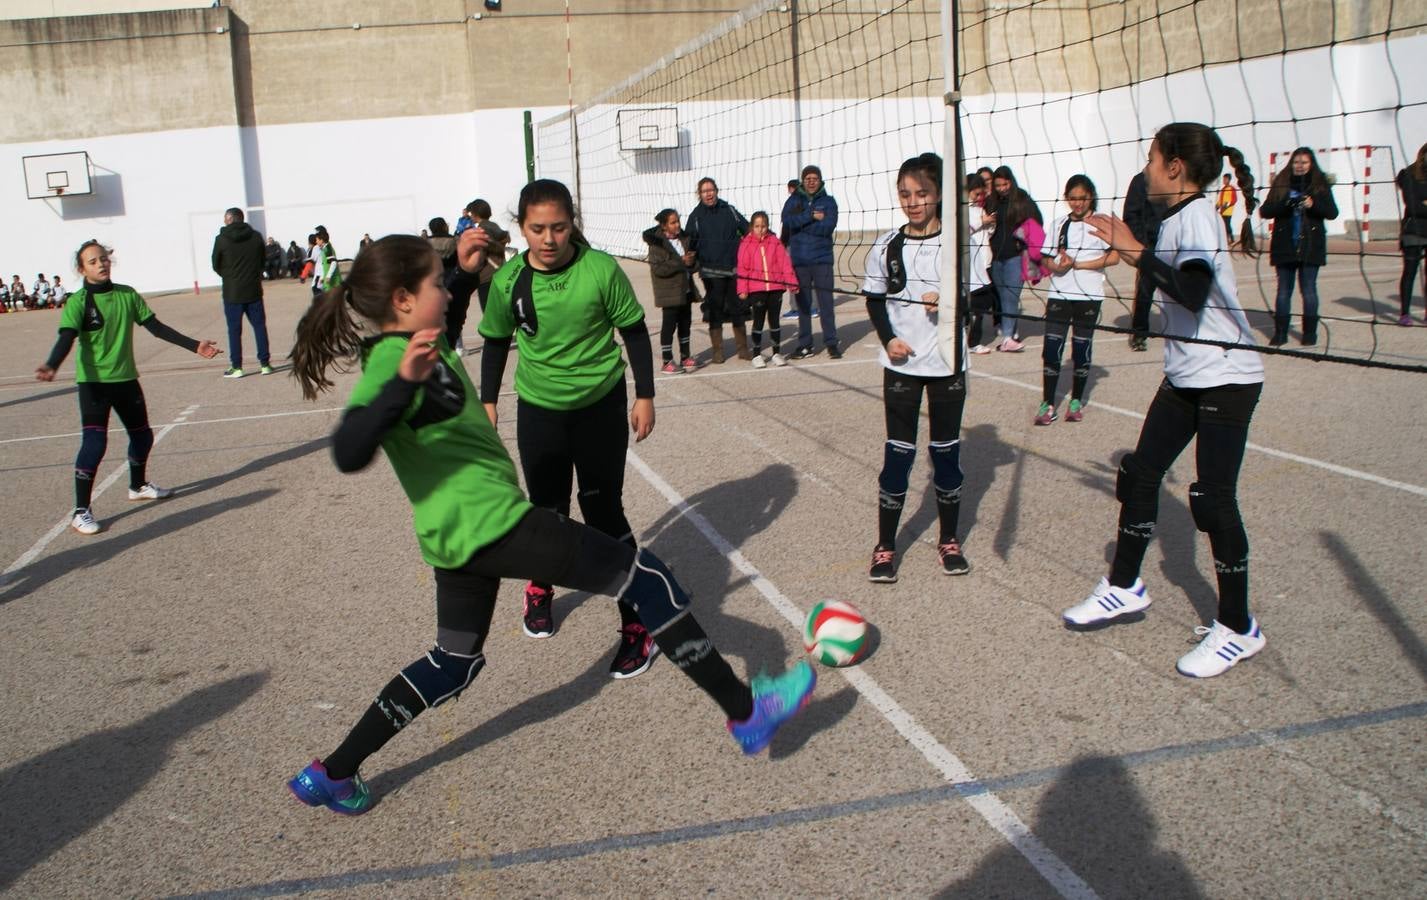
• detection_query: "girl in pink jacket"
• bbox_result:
[736,211,798,367]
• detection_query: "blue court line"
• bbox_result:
[171,699,1427,899]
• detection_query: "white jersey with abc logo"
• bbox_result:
[861,228,964,378]
[1041,216,1110,302]
[1155,195,1264,388]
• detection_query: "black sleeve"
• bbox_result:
[864,295,897,346]
[44,328,78,371]
[618,319,656,399]
[1137,254,1214,313]
[479,335,513,404]
[331,375,419,473]
[139,316,201,353]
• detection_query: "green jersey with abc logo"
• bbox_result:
[478,246,645,410]
[57,283,153,383]
[349,334,532,569]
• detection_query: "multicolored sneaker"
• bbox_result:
[868,545,897,583]
[609,623,660,679]
[288,759,371,815]
[937,539,970,575]
[260,364,276,376]
[1034,402,1058,426]
[727,661,816,755]
[1066,399,1084,422]
[522,583,554,638]
[223,367,244,379]
[661,360,678,374]
[682,357,699,373]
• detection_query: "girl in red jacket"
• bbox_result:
[736,211,798,368]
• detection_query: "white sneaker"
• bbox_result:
[1063,577,1151,626]
[71,507,100,535]
[969,343,993,355]
[751,354,767,369]
[1176,619,1265,678]
[770,352,788,367]
[128,482,174,501]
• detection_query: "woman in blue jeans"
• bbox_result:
[1259,147,1338,346]
[982,166,1042,353]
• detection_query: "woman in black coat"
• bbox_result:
[1396,143,1427,326]
[1259,147,1338,345]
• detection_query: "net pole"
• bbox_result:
[940,0,963,375]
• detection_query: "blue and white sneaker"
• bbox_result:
[288,759,371,815]
[728,661,816,755]
[1063,577,1150,626]
[1176,618,1265,678]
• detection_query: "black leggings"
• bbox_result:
[1401,245,1426,317]
[1110,379,1262,632]
[748,291,784,352]
[702,276,743,326]
[516,381,637,623]
[878,368,967,547]
[659,303,692,362]
[75,380,153,507]
[1042,299,1100,404]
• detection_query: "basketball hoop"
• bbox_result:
[53,186,64,197]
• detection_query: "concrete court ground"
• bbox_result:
[0,249,1425,898]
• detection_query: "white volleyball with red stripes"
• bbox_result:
[802,600,868,667]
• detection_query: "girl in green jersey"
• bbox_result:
[284,233,814,815]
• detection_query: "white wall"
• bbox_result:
[0,105,564,295]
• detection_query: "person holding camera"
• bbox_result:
[1260,147,1338,346]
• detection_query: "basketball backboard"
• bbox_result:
[617,108,679,151]
[24,151,93,199]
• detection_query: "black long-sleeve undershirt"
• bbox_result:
[43,316,199,371]
[1136,254,1214,314]
[864,295,897,346]
[331,375,419,473]
[478,320,656,405]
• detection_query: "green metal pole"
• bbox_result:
[523,110,535,182]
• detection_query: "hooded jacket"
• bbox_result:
[643,225,699,309]
[735,230,796,296]
[212,221,266,303]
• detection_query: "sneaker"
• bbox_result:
[769,352,787,367]
[751,354,767,369]
[609,623,660,679]
[826,344,843,359]
[1176,618,1266,678]
[681,357,698,373]
[781,308,800,319]
[1399,314,1414,327]
[223,367,244,378]
[288,759,371,815]
[868,546,897,583]
[937,539,970,575]
[260,364,275,376]
[1062,577,1151,626]
[789,346,816,360]
[128,482,174,501]
[70,507,100,536]
[1034,402,1058,426]
[809,308,819,318]
[969,343,993,355]
[998,337,1025,352]
[522,583,554,638]
[1129,335,1149,352]
[661,360,678,374]
[727,661,816,755]
[1066,399,1084,422]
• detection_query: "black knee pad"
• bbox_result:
[76,425,108,475]
[929,439,963,494]
[1115,452,1162,508]
[400,646,486,709]
[617,548,691,634]
[1188,482,1241,534]
[879,440,916,500]
[127,425,154,463]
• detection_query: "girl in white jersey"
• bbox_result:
[1063,122,1267,679]
[862,153,970,582]
[1035,175,1119,425]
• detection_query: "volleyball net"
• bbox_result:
[533,0,1427,372]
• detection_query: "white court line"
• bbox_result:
[0,404,343,446]
[0,403,200,590]
[969,370,1427,499]
[627,449,1100,900]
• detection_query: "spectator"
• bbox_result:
[359,233,373,249]
[1216,173,1238,246]
[52,275,68,306]
[1123,170,1166,350]
[467,199,510,314]
[643,207,700,373]
[455,205,475,236]
[985,165,1043,352]
[211,206,273,377]
[1397,142,1427,326]
[300,234,317,283]
[1260,146,1338,346]
[965,173,998,353]
[782,164,842,358]
[686,177,751,362]
[0,280,10,312]
[977,166,995,195]
[427,217,466,350]
[286,240,305,278]
[779,179,800,269]
[736,210,796,367]
[264,236,284,280]
[10,275,29,310]
[32,273,54,309]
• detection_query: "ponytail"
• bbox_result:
[291,282,364,400]
[1224,143,1258,257]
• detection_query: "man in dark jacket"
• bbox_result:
[1122,171,1165,351]
[781,164,841,358]
[212,207,272,377]
[686,177,749,362]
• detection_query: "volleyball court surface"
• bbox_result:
[0,255,1423,898]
